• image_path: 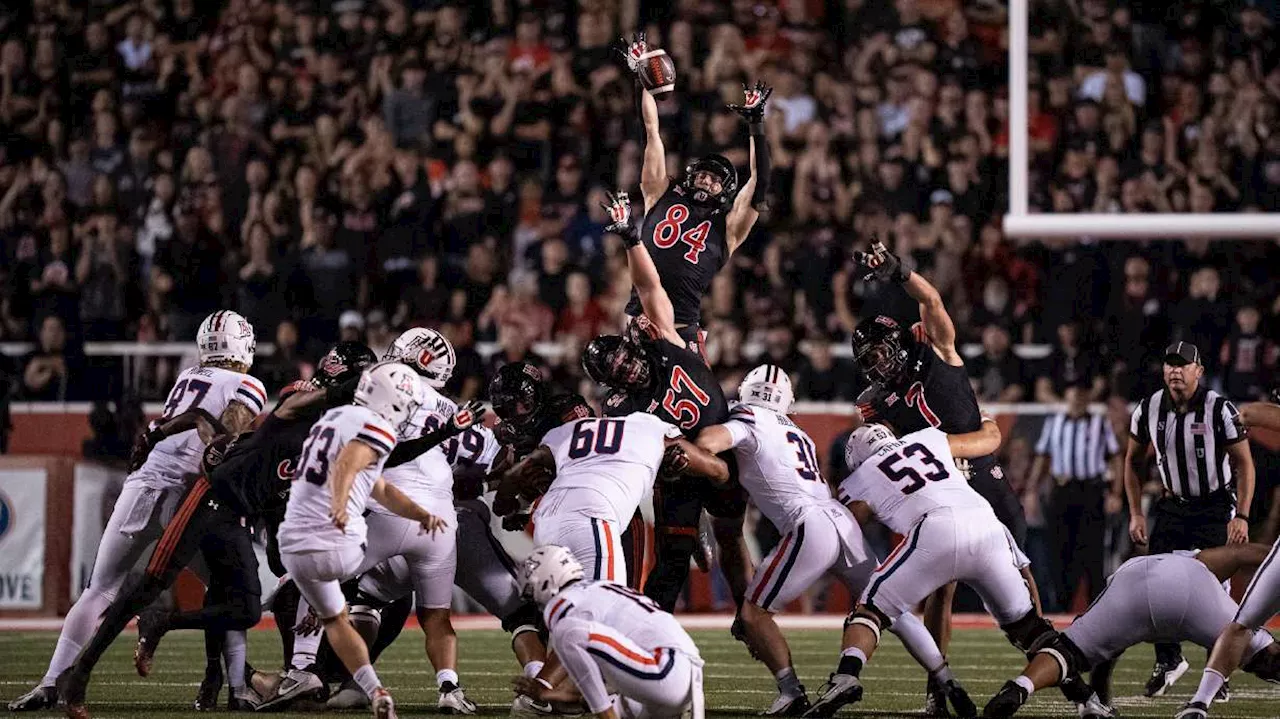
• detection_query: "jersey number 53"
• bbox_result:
[878,442,948,494]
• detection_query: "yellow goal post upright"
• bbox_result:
[1002,0,1280,239]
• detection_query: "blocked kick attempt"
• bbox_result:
[695,366,966,717]
[806,422,1055,718]
[514,545,705,719]
[276,361,448,719]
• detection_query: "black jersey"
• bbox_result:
[611,319,728,437]
[624,184,729,328]
[208,411,315,521]
[857,332,995,471]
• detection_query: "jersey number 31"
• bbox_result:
[877,442,948,495]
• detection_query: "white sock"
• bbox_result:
[893,613,946,673]
[1014,675,1035,696]
[523,661,545,678]
[931,664,955,684]
[224,631,247,690]
[42,638,85,687]
[776,667,802,696]
[353,664,381,699]
[1191,668,1226,706]
[840,647,868,661]
[290,598,321,670]
[437,669,459,688]
[41,588,111,685]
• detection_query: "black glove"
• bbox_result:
[129,428,167,472]
[659,442,690,479]
[602,190,641,247]
[445,401,487,438]
[727,81,773,125]
[615,31,647,74]
[502,512,531,532]
[852,238,911,284]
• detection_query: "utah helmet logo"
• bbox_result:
[318,353,346,377]
[277,459,295,480]
[417,348,435,370]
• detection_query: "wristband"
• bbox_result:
[749,120,765,136]
[145,428,167,448]
[536,678,554,690]
[1236,512,1251,522]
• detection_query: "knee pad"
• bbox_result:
[1032,633,1087,687]
[350,605,382,647]
[843,608,884,648]
[1002,610,1056,658]
[1243,643,1280,683]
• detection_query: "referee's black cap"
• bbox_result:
[1163,341,1201,366]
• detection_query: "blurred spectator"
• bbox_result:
[1170,267,1231,375]
[75,214,130,341]
[1035,322,1106,402]
[366,310,393,358]
[795,338,857,401]
[152,204,221,341]
[337,311,365,344]
[1220,305,1276,401]
[394,255,449,329]
[82,400,130,466]
[555,271,606,345]
[236,221,288,337]
[21,315,82,400]
[255,319,309,395]
[969,324,1027,402]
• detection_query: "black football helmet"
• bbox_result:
[546,392,595,423]
[583,335,652,390]
[314,341,378,388]
[851,315,914,387]
[489,361,548,426]
[683,153,738,210]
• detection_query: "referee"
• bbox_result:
[1028,381,1121,610]
[1124,341,1255,698]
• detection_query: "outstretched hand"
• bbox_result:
[852,238,909,284]
[616,32,647,73]
[601,190,640,246]
[727,81,773,122]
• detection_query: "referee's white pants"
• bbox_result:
[533,512,626,583]
[551,617,703,719]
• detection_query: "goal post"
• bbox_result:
[1002,0,1280,239]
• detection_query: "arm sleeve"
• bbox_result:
[1129,400,1149,444]
[1034,416,1054,456]
[723,419,755,451]
[750,124,770,207]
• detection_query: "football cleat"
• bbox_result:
[193,661,223,711]
[7,685,58,712]
[923,675,948,717]
[226,686,261,712]
[510,694,556,718]
[980,680,1028,719]
[54,669,89,719]
[133,609,169,678]
[1077,692,1116,719]
[1144,657,1190,698]
[803,674,862,718]
[1173,701,1208,719]
[942,678,977,718]
[373,687,398,719]
[439,685,478,715]
[328,680,371,710]
[255,668,323,711]
[763,690,811,716]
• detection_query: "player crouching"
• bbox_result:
[513,545,705,719]
[980,543,1280,719]
[806,422,1053,718]
[275,361,448,719]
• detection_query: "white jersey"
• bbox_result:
[722,404,833,532]
[278,405,397,553]
[837,427,991,535]
[133,365,267,489]
[443,425,500,470]
[545,580,699,658]
[535,412,682,525]
[376,379,456,511]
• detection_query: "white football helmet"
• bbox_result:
[843,423,898,471]
[520,545,585,606]
[738,364,795,414]
[197,310,257,368]
[354,361,424,429]
[385,328,456,389]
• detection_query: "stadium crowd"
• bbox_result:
[0,0,1278,408]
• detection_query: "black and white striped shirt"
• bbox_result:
[1035,412,1119,481]
[1129,386,1247,498]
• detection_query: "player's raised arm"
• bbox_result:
[619,32,669,209]
[1240,390,1280,430]
[947,417,1002,458]
[725,81,772,253]
[854,239,961,366]
[602,190,684,346]
[385,401,486,468]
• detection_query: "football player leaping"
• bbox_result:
[696,367,972,717]
[10,311,265,713]
[806,421,1052,719]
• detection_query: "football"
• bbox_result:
[638,47,676,95]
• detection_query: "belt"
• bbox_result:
[1162,488,1233,505]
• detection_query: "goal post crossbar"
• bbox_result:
[1002,0,1280,240]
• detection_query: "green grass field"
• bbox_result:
[2,627,1278,718]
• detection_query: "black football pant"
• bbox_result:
[1148,492,1232,666]
[71,477,262,678]
[644,471,747,612]
[969,462,1028,549]
[1048,480,1106,609]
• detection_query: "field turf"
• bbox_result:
[3,626,1279,718]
